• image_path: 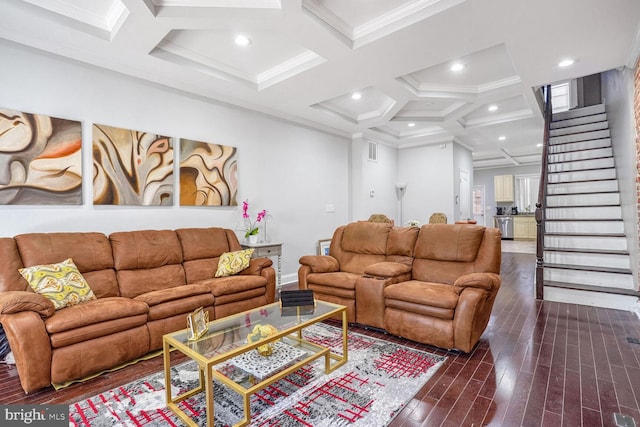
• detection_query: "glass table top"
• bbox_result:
[166,300,344,360]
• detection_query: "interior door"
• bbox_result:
[473,185,485,226]
[459,169,471,220]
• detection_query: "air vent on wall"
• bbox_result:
[368,141,378,162]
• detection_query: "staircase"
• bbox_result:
[541,103,639,310]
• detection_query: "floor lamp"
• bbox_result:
[395,182,407,225]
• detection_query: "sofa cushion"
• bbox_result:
[386,226,419,257]
[176,227,234,261]
[110,230,183,270]
[415,224,485,262]
[19,258,96,310]
[44,297,148,334]
[49,313,148,348]
[145,294,214,321]
[116,265,186,299]
[15,232,118,298]
[215,249,254,277]
[133,284,211,307]
[306,272,360,290]
[341,221,391,254]
[200,275,267,297]
[385,281,458,310]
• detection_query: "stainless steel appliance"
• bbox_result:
[494,216,513,240]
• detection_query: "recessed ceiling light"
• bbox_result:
[234,34,251,46]
[351,92,362,100]
[536,143,543,147]
[450,62,465,72]
[488,105,498,112]
[498,136,506,141]
[408,122,416,127]
[558,58,574,68]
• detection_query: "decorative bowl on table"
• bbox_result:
[247,324,279,356]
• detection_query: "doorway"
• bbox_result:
[473,185,485,226]
[459,169,471,220]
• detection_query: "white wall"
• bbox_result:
[398,143,454,225]
[0,41,350,284]
[601,67,639,281]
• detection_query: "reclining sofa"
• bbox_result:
[0,227,275,393]
[298,221,501,352]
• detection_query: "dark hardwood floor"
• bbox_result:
[2,251,640,426]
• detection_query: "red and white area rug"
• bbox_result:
[69,323,446,426]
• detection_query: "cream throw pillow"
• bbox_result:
[19,258,96,310]
[215,249,254,277]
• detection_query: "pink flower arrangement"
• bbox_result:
[243,200,267,238]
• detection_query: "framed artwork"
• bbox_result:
[187,307,209,341]
[92,123,173,205]
[317,239,331,256]
[0,107,82,205]
[179,138,238,206]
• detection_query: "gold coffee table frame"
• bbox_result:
[163,301,348,427]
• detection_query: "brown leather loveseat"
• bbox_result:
[0,227,275,393]
[298,221,501,352]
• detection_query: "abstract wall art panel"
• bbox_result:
[93,124,173,206]
[0,107,82,205]
[179,138,238,206]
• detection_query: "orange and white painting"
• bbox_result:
[93,124,173,205]
[179,138,238,206]
[0,108,82,205]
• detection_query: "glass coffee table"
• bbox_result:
[162,300,348,427]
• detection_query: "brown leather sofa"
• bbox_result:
[0,227,276,393]
[299,221,501,353]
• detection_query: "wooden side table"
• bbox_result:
[241,241,283,288]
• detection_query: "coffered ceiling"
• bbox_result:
[2,0,640,168]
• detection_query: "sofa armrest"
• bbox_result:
[239,257,273,276]
[453,273,501,294]
[1,311,53,392]
[0,291,55,318]
[299,255,339,273]
[364,262,412,278]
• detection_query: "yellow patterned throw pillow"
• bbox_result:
[19,258,96,310]
[215,249,254,277]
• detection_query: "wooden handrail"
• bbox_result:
[535,85,552,299]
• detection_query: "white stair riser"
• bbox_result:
[543,287,638,311]
[547,180,618,194]
[544,252,630,269]
[544,235,628,251]
[547,168,616,183]
[547,193,619,207]
[548,157,614,172]
[545,220,624,234]
[548,147,612,163]
[550,129,610,145]
[546,206,621,219]
[548,138,611,154]
[549,121,609,137]
[552,104,605,121]
[550,113,607,129]
[544,269,634,288]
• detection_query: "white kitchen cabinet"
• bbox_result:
[494,175,514,202]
